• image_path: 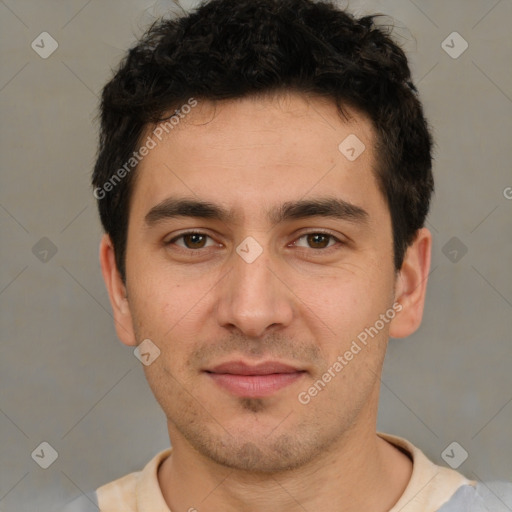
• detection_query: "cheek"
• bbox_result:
[291,268,395,371]
[297,270,386,324]
[127,274,205,363]
[127,271,180,339]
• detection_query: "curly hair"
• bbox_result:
[92,0,434,281]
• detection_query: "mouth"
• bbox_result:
[204,360,307,398]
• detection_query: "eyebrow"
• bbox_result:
[144,196,369,227]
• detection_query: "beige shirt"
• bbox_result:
[93,432,475,512]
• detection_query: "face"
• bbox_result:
[101,91,430,472]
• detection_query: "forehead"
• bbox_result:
[129,91,385,226]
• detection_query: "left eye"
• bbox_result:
[293,233,339,250]
[166,232,340,250]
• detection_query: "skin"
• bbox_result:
[100,91,432,511]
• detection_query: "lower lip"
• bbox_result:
[207,372,305,398]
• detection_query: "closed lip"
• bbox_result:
[205,360,305,375]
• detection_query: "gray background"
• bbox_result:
[0,0,511,511]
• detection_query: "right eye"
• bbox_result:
[165,231,219,251]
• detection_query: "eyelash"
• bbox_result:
[165,230,344,253]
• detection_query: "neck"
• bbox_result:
[158,424,412,512]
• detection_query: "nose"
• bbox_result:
[215,243,294,339]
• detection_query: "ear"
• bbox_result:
[99,234,137,346]
[389,227,432,338]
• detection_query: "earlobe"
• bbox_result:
[389,228,432,339]
[99,234,138,346]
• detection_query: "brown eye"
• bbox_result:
[306,233,331,249]
[182,233,207,248]
[167,232,215,250]
[294,232,339,250]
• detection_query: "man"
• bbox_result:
[62,0,510,510]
